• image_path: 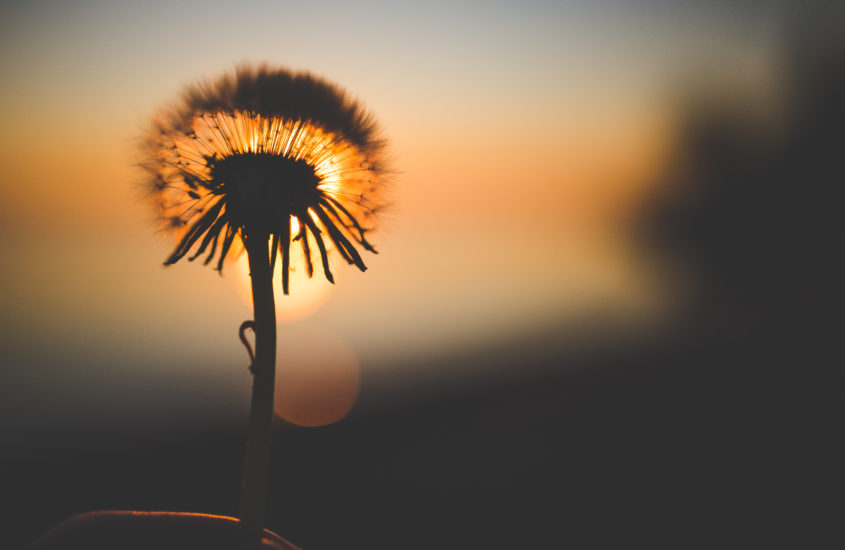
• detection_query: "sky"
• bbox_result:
[0,1,784,432]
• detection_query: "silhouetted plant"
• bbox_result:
[141,65,388,542]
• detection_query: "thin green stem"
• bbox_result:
[239,232,277,542]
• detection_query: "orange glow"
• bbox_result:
[157,111,377,231]
[152,108,383,291]
[274,326,360,427]
[231,249,334,322]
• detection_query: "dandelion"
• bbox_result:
[140,65,388,542]
[143,65,387,291]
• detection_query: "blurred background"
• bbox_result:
[1,0,842,548]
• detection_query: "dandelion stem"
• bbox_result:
[239,231,277,542]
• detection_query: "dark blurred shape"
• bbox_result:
[626,2,845,545]
[640,1,844,332]
[27,511,298,550]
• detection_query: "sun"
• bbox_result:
[230,242,335,322]
[273,324,360,427]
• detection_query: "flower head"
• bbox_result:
[142,65,388,294]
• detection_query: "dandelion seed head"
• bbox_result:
[141,65,389,294]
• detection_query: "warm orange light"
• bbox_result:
[155,108,382,295]
[273,325,360,427]
[165,111,372,204]
[231,249,334,322]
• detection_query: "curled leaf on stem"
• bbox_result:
[239,320,256,373]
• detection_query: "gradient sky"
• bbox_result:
[0,1,783,430]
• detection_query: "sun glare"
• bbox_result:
[231,248,334,322]
[163,111,369,202]
[158,110,375,234]
[274,325,360,427]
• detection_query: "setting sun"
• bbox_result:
[231,247,335,322]
[273,325,360,427]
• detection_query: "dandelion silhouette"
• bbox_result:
[141,65,388,542]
